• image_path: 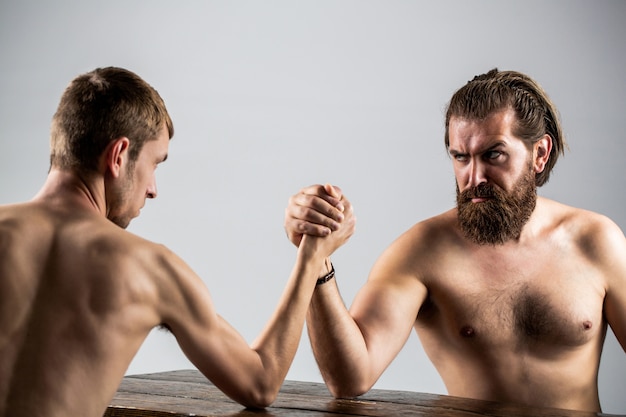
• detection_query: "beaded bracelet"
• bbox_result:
[316,263,335,286]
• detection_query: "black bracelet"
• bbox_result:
[316,263,335,286]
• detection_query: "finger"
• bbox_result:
[323,183,343,204]
[302,184,344,213]
[284,217,332,238]
[323,184,345,213]
[290,193,344,225]
[289,200,342,231]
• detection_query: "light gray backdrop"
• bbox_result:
[1,0,624,413]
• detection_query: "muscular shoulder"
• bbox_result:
[371,209,459,284]
[386,209,460,262]
[539,198,626,283]
[94,231,210,326]
[1,200,179,298]
[73,221,191,298]
[0,203,58,276]
[0,202,53,238]
[542,198,624,257]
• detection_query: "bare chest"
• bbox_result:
[418,248,606,349]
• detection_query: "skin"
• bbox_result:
[0,125,356,417]
[284,109,626,412]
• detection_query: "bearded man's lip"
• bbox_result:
[471,197,491,203]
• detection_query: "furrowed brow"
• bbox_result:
[448,149,465,157]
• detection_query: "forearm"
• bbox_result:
[307,279,374,398]
[247,244,327,405]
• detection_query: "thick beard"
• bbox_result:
[456,167,537,245]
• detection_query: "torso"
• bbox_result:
[408,198,608,411]
[0,201,163,417]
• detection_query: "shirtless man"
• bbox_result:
[284,69,626,412]
[0,67,355,417]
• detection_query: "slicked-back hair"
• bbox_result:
[50,67,174,174]
[444,69,565,187]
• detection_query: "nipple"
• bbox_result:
[460,325,476,338]
[582,320,592,331]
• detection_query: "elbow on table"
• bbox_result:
[326,379,372,400]
[237,382,280,409]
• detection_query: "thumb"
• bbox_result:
[324,183,342,199]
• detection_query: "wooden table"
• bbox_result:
[105,370,612,417]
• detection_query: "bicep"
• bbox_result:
[349,252,428,379]
[604,235,626,353]
[155,251,264,400]
[594,218,626,353]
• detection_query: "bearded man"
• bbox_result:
[283,69,626,413]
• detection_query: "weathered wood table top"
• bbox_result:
[105,369,613,417]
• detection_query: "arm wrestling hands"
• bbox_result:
[285,184,426,398]
[162,184,355,409]
[284,184,349,247]
[285,184,371,397]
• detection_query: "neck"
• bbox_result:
[33,168,106,217]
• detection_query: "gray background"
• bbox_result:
[1,0,624,413]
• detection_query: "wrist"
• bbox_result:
[316,260,335,286]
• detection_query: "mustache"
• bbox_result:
[458,183,501,201]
